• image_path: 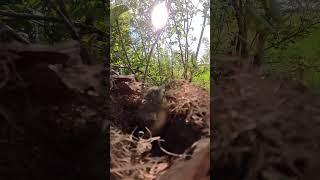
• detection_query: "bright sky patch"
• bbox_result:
[151,2,168,30]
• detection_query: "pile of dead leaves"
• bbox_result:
[110,126,169,180]
[166,80,210,131]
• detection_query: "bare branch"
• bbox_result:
[265,21,320,50]
[195,7,208,60]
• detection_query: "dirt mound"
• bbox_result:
[110,76,210,180]
[213,56,320,180]
[162,80,209,153]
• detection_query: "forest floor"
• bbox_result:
[213,56,320,180]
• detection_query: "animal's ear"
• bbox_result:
[159,85,166,91]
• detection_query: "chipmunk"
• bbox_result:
[137,85,168,137]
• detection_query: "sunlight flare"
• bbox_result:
[151,1,168,30]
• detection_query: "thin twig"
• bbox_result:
[265,21,320,50]
[157,139,189,158]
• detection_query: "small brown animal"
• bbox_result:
[137,85,168,136]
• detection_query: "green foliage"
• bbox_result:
[192,66,210,90]
[110,0,210,87]
[110,5,129,25]
[267,24,320,89]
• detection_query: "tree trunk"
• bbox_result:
[184,0,189,80]
[157,43,162,83]
[195,8,208,60]
[173,18,187,79]
[236,35,241,54]
[115,20,135,74]
[232,0,248,58]
[240,14,248,57]
[253,31,267,68]
[143,31,162,83]
[189,54,196,82]
[169,42,174,80]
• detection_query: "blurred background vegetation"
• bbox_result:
[211,0,320,89]
[0,0,110,65]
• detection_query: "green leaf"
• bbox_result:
[110,5,129,25]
